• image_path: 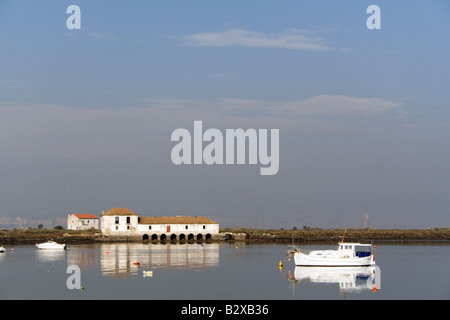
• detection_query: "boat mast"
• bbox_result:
[340,229,346,243]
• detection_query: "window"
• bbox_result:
[127,226,130,230]
[203,225,206,230]
[115,217,119,224]
[126,217,131,224]
[149,226,152,230]
[115,226,118,230]
[185,225,188,230]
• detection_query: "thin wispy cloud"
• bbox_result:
[145,95,402,117]
[0,95,404,165]
[139,95,404,132]
[90,32,117,41]
[0,96,403,152]
[181,28,334,51]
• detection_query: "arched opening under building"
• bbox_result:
[160,234,167,241]
[170,234,177,242]
[196,234,203,241]
[205,233,212,242]
[224,233,233,241]
[188,233,194,241]
[179,234,186,242]
[143,234,149,241]
[151,234,158,241]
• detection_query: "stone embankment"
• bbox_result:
[1,228,450,245]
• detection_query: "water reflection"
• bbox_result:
[35,249,67,262]
[288,266,380,294]
[100,243,219,277]
[67,246,97,269]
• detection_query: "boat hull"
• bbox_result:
[294,252,375,267]
[36,242,67,250]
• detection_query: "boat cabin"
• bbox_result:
[338,243,372,258]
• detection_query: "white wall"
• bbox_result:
[101,215,139,235]
[137,223,219,235]
[67,214,99,230]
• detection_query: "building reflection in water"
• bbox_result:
[287,266,380,294]
[100,243,220,277]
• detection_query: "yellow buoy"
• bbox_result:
[143,270,153,277]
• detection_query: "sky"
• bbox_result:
[0,0,449,229]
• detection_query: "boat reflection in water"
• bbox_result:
[100,243,219,277]
[36,249,67,262]
[288,265,381,294]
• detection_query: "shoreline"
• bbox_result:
[1,227,450,245]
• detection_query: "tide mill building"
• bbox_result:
[100,208,220,241]
[67,214,99,230]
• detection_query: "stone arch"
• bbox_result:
[188,233,194,241]
[179,233,186,241]
[196,233,203,241]
[160,234,167,241]
[151,234,158,241]
[143,234,149,241]
[205,233,212,241]
[170,234,177,241]
[224,233,234,241]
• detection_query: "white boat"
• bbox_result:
[35,241,67,250]
[287,242,376,267]
[0,247,6,253]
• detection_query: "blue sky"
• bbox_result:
[0,1,449,228]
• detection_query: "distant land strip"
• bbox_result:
[229,227,450,242]
[1,227,450,245]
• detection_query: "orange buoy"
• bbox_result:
[373,284,377,292]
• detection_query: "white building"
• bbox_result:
[100,207,138,234]
[101,207,219,241]
[67,214,99,230]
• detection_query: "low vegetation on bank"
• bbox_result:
[1,226,450,244]
[220,227,450,242]
[0,227,101,244]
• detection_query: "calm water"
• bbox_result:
[0,241,449,300]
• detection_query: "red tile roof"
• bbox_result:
[102,208,137,216]
[139,216,218,225]
[74,214,98,219]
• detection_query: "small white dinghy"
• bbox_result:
[0,247,6,253]
[36,240,67,250]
